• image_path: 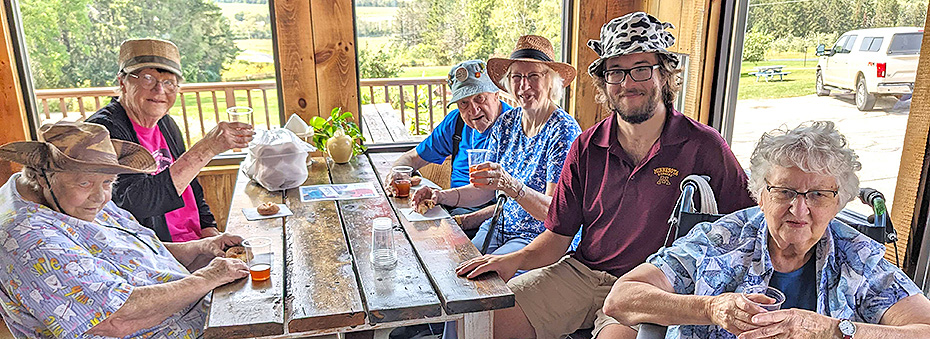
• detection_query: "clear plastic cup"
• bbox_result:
[242,237,272,281]
[466,149,493,173]
[741,285,785,311]
[370,217,396,269]
[391,166,413,198]
[227,106,253,126]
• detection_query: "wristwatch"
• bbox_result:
[838,319,856,339]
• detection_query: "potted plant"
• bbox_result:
[309,107,367,164]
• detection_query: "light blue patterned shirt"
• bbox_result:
[648,206,922,339]
[483,107,581,241]
[0,174,208,338]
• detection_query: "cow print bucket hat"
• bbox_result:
[587,12,679,78]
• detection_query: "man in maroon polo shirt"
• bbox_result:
[456,12,756,339]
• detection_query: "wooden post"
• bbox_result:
[0,1,29,182]
[273,0,321,124]
[310,0,359,122]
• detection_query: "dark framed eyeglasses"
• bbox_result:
[127,73,179,93]
[603,64,661,84]
[765,182,838,207]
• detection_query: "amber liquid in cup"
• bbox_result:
[393,179,411,198]
[250,263,271,281]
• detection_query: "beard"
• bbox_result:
[608,86,660,124]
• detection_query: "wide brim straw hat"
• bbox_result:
[118,38,183,78]
[0,121,156,175]
[487,35,576,92]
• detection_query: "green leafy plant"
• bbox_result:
[309,107,367,155]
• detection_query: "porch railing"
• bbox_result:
[33,77,485,145]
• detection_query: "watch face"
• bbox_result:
[839,320,856,335]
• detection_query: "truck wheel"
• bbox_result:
[816,70,830,96]
[856,76,876,111]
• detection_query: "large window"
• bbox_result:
[729,0,926,238]
[354,0,565,144]
[19,0,279,146]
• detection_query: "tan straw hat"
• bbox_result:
[487,35,576,92]
[118,38,183,77]
[0,121,156,175]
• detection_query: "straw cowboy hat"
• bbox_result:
[487,35,576,92]
[118,38,183,78]
[0,121,156,175]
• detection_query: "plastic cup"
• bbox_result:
[242,237,272,281]
[227,106,253,126]
[466,149,493,173]
[370,217,397,269]
[741,285,785,311]
[391,166,413,198]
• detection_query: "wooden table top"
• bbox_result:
[204,153,513,338]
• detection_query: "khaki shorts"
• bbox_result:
[508,256,623,339]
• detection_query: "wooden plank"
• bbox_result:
[329,155,442,323]
[569,0,609,130]
[205,171,285,338]
[273,0,321,123]
[895,4,930,271]
[458,312,492,339]
[310,0,359,120]
[284,158,366,332]
[378,103,415,143]
[361,104,393,144]
[0,1,30,152]
[370,153,514,315]
[196,165,241,232]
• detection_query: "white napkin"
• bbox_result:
[400,206,449,222]
[241,204,293,220]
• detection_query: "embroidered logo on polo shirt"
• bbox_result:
[653,167,679,186]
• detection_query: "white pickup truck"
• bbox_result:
[815,27,922,111]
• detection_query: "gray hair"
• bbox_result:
[20,166,49,192]
[748,121,861,205]
[499,64,565,103]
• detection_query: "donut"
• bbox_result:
[410,176,422,186]
[257,202,280,216]
[415,199,436,214]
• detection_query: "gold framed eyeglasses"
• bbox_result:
[127,73,179,93]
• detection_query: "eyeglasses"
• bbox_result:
[127,73,179,93]
[603,65,661,84]
[765,182,838,207]
[456,93,491,111]
[509,72,545,85]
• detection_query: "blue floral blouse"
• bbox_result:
[648,206,922,339]
[482,106,581,242]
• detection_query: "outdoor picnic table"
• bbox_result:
[204,153,514,338]
[750,65,791,82]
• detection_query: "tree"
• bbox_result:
[462,0,496,61]
[899,0,928,27]
[873,0,900,27]
[358,46,402,78]
[21,0,239,88]
[743,29,773,62]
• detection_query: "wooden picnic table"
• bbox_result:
[749,65,791,82]
[204,153,513,338]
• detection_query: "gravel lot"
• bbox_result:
[732,93,909,215]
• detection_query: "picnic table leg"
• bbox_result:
[457,311,493,339]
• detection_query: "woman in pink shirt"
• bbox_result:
[87,39,253,242]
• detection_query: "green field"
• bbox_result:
[737,60,819,100]
[215,2,269,18]
[357,36,395,50]
[355,6,397,21]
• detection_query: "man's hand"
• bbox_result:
[411,186,440,208]
[199,121,254,155]
[455,254,521,282]
[192,257,250,287]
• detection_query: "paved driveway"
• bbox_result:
[732,94,909,215]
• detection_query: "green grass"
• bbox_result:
[215,3,269,18]
[167,88,281,144]
[355,6,397,21]
[235,39,273,55]
[398,66,450,78]
[737,60,819,100]
[358,36,395,50]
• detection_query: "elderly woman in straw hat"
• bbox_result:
[413,35,581,256]
[0,121,249,338]
[86,39,252,243]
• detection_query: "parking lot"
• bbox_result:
[731,93,909,215]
